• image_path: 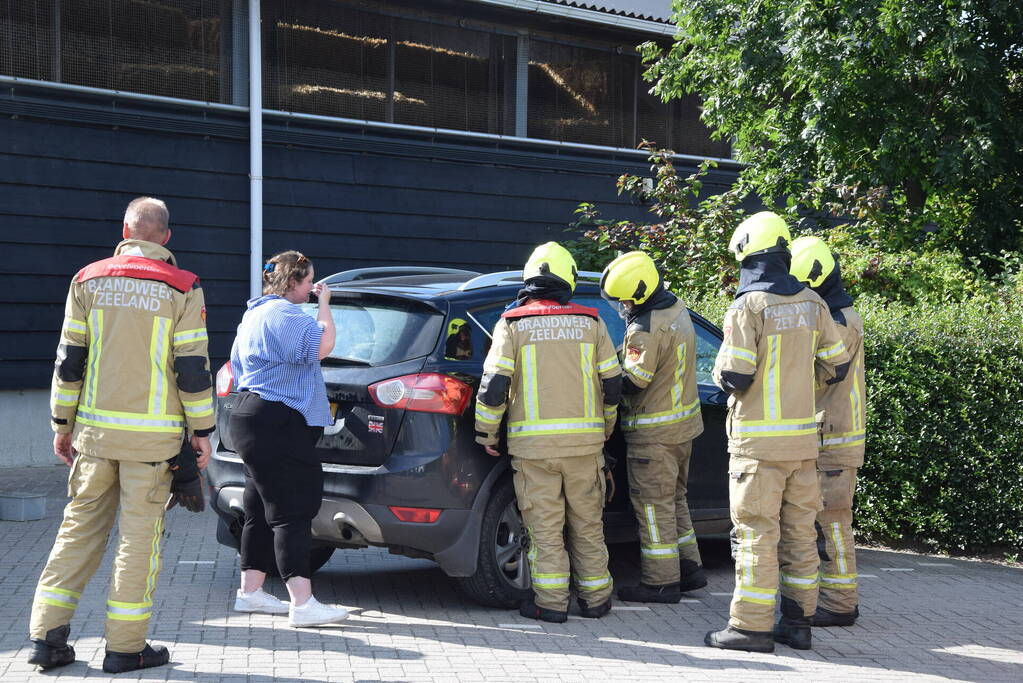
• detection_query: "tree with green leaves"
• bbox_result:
[642,0,1023,262]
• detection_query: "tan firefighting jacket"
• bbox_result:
[712,289,850,461]
[620,298,704,445]
[817,307,866,468]
[475,300,622,459]
[50,239,215,461]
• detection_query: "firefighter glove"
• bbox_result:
[166,439,205,513]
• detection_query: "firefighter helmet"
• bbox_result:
[790,236,836,288]
[728,211,791,261]
[447,317,468,336]
[523,242,578,292]
[600,251,661,305]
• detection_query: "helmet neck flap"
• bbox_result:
[625,285,677,324]
[735,251,806,298]
[813,261,854,315]
[507,275,574,311]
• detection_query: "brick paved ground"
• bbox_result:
[1,465,1021,682]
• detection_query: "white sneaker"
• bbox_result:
[234,588,290,614]
[288,596,349,627]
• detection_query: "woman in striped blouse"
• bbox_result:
[227,250,349,627]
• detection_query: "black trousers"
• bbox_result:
[230,391,324,580]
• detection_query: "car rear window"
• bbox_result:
[299,297,444,366]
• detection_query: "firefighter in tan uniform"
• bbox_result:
[790,236,865,627]
[28,198,215,674]
[475,242,622,622]
[705,212,850,653]
[599,252,707,603]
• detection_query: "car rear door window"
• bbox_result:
[467,295,626,346]
[573,296,626,346]
[466,292,721,384]
[693,323,722,386]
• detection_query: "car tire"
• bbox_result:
[454,478,532,608]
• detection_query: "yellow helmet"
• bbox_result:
[600,251,661,305]
[523,241,578,292]
[447,318,468,336]
[728,211,791,261]
[790,236,836,288]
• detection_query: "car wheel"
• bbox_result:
[454,478,531,608]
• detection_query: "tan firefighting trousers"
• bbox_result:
[627,441,702,585]
[512,452,612,611]
[817,466,859,614]
[728,456,821,632]
[30,454,171,652]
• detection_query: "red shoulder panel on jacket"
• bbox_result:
[501,300,599,320]
[75,256,199,293]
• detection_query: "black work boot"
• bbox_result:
[773,597,813,650]
[577,597,612,618]
[618,582,682,603]
[679,559,709,592]
[704,626,774,653]
[102,643,170,674]
[811,605,859,627]
[27,624,75,670]
[519,598,567,624]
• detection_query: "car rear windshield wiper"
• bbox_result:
[321,356,372,367]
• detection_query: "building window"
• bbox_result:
[527,39,634,148]
[0,0,229,103]
[1,0,729,157]
[391,17,514,135]
[670,93,732,159]
[1,1,57,81]
[266,0,515,135]
[266,1,390,121]
[529,37,728,155]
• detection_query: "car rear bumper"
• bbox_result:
[210,483,476,566]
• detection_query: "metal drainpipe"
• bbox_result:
[248,0,263,299]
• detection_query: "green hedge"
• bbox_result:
[856,297,1023,552]
[690,293,1023,553]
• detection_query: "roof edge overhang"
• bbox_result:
[468,0,677,36]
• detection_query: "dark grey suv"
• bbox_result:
[206,268,730,607]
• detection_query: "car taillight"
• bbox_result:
[389,506,442,523]
[368,373,472,415]
[215,361,234,397]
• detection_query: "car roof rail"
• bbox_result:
[322,267,480,284]
[457,270,603,291]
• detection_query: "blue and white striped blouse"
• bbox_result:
[230,295,332,427]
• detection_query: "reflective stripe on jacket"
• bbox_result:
[619,298,704,445]
[50,239,215,461]
[817,307,866,467]
[712,289,850,460]
[475,300,621,459]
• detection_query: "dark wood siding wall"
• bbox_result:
[0,83,739,389]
